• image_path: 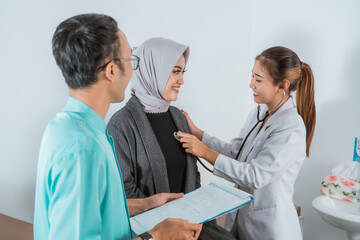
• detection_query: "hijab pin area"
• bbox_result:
[174,131,182,141]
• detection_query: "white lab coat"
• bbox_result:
[202,97,305,240]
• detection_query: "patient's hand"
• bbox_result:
[145,193,184,211]
[128,193,183,216]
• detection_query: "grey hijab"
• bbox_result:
[131,37,190,113]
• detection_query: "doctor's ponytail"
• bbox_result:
[256,47,316,157]
[296,62,316,157]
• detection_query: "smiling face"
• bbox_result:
[163,55,186,101]
[249,60,283,109]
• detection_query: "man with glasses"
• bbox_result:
[33,13,202,240]
[96,53,140,73]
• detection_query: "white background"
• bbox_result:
[1,1,359,239]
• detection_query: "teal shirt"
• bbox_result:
[34,97,133,240]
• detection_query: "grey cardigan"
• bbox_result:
[108,96,236,240]
[107,96,200,198]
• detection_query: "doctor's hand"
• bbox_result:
[176,132,219,165]
[148,218,202,240]
[181,110,204,140]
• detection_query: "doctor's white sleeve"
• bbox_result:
[202,107,257,159]
[212,121,306,190]
[202,131,245,159]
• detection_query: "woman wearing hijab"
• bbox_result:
[107,37,235,240]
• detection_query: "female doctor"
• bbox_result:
[177,46,316,240]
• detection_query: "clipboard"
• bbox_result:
[130,181,254,235]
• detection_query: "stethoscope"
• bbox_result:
[174,88,286,173]
[174,131,214,172]
[235,88,286,160]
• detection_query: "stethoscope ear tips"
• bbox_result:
[174,131,182,141]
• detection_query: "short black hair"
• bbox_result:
[52,13,122,89]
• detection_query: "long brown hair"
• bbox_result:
[256,46,316,156]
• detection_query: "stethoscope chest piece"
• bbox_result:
[174,131,182,141]
[173,130,213,173]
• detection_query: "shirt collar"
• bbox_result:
[63,96,107,134]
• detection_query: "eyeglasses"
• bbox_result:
[96,54,140,72]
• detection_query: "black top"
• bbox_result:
[146,111,187,193]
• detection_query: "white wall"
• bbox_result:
[1,1,359,239]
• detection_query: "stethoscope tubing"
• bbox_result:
[234,113,266,160]
[174,131,214,173]
[175,89,286,173]
[235,89,286,160]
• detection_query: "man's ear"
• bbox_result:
[104,62,116,83]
